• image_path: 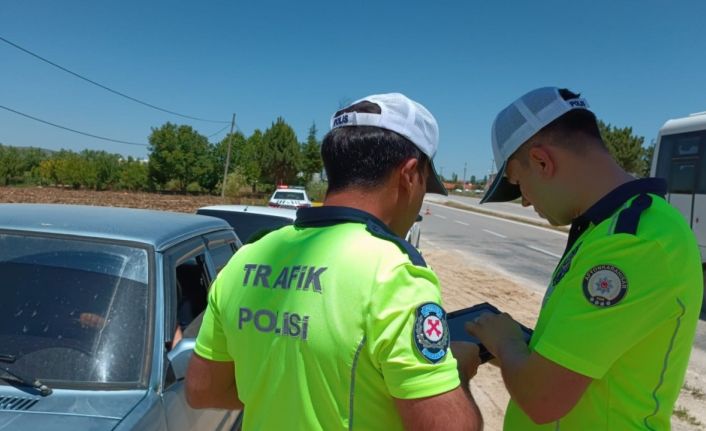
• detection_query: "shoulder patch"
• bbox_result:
[582,264,628,307]
[413,302,450,363]
[614,193,653,235]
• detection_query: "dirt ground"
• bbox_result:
[0,186,262,213]
[2,187,704,430]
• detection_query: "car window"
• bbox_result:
[197,209,294,243]
[0,233,150,388]
[209,240,236,274]
[273,191,306,200]
[175,255,210,333]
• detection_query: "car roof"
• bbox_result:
[198,205,297,220]
[0,203,233,251]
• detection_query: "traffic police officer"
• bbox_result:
[469,87,703,429]
[186,93,483,430]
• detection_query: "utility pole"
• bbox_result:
[221,113,236,199]
[463,162,467,189]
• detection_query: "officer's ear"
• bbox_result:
[398,158,421,193]
[527,145,556,179]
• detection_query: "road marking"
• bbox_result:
[454,220,469,226]
[435,214,447,219]
[424,201,567,237]
[482,229,507,239]
[526,245,562,259]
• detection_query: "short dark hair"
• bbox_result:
[514,89,606,163]
[322,101,427,194]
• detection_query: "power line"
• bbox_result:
[0,104,148,147]
[208,124,230,138]
[0,35,230,124]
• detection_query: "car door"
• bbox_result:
[160,235,238,431]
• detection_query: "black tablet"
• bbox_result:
[447,302,534,363]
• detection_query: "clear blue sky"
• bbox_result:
[2,0,705,180]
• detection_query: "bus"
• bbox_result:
[651,111,706,262]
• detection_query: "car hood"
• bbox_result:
[0,411,119,430]
[0,386,146,429]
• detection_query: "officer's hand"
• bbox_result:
[450,341,481,382]
[465,312,525,360]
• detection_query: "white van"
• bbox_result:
[650,111,706,261]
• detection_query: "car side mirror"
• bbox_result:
[167,338,196,381]
[416,214,423,222]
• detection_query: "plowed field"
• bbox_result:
[0,186,260,213]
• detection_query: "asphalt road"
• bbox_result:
[419,200,706,355]
[426,193,545,223]
[420,200,567,290]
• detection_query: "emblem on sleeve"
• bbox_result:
[414,302,450,363]
[582,264,628,307]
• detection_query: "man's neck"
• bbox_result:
[569,152,634,219]
[324,188,397,233]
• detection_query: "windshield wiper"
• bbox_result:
[0,366,53,396]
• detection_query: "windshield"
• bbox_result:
[0,233,151,389]
[273,191,306,200]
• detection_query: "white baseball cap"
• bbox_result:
[330,93,447,195]
[481,87,591,204]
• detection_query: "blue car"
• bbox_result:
[0,204,242,430]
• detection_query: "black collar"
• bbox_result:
[294,206,427,267]
[565,178,667,254]
[295,206,395,235]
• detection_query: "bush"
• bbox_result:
[223,169,250,199]
[186,182,203,193]
[306,180,328,202]
[164,179,182,192]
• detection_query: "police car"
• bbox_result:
[267,186,312,209]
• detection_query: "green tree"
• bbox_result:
[147,123,213,192]
[598,120,646,175]
[301,122,323,183]
[52,150,84,188]
[211,131,250,193]
[119,157,149,191]
[0,145,22,185]
[243,130,264,192]
[641,141,655,178]
[78,150,121,190]
[260,118,301,185]
[20,147,48,185]
[213,132,247,174]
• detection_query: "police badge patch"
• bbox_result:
[414,302,450,363]
[582,264,628,307]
